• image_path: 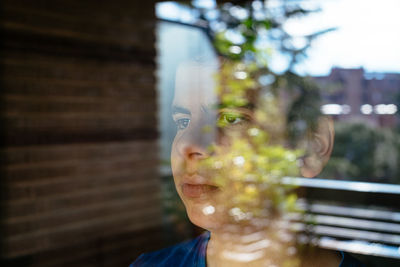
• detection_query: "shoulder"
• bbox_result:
[300,247,364,267]
[129,232,210,267]
[339,251,366,267]
[300,247,342,267]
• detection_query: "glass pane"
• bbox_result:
[152,1,400,266]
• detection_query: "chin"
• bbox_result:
[184,200,223,231]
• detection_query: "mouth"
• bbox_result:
[182,183,220,198]
[181,174,220,198]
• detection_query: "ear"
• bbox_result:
[300,117,335,178]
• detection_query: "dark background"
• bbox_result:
[0,1,164,266]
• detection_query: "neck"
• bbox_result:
[206,218,299,267]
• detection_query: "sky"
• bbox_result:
[285,0,400,76]
[157,0,400,76]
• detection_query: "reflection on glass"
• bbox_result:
[143,0,400,266]
[169,57,336,266]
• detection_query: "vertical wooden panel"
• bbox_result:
[0,0,163,266]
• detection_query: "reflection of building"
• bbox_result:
[315,68,400,127]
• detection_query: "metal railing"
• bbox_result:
[284,177,400,260]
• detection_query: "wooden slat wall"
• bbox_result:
[0,0,163,266]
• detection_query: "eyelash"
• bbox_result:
[220,113,244,124]
[173,110,251,131]
[175,118,190,130]
[218,111,251,127]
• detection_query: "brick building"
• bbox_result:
[315,67,400,127]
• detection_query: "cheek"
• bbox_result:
[170,138,180,170]
[170,130,187,170]
[171,136,184,189]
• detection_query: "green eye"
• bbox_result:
[176,118,190,130]
[218,112,246,127]
[224,114,242,124]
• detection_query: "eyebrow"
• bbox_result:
[172,103,254,116]
[172,105,191,115]
[216,102,255,110]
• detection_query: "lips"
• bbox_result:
[182,183,219,198]
[181,174,219,198]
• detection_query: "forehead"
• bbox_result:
[174,62,218,108]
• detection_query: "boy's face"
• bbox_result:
[170,62,332,231]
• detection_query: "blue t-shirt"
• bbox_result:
[130,232,364,267]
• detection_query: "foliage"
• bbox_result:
[202,126,303,216]
[163,2,338,265]
[162,0,335,225]
[190,0,332,218]
[194,0,331,143]
[321,122,400,184]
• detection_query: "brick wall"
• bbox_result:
[0,1,163,266]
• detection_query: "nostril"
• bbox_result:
[188,151,204,160]
[183,146,206,160]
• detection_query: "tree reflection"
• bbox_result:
[166,1,337,266]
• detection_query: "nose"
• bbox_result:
[175,119,216,164]
[180,140,210,175]
[183,145,207,161]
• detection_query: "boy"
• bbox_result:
[131,61,363,267]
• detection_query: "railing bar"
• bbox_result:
[311,225,400,245]
[315,237,400,259]
[304,215,400,234]
[302,203,400,222]
[277,221,400,245]
[283,177,400,194]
